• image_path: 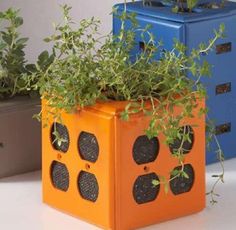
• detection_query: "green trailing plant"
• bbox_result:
[24,5,225,203]
[143,0,199,13]
[171,0,198,13]
[186,0,198,11]
[198,1,227,9]
[142,0,226,13]
[133,0,226,204]
[0,8,36,99]
[206,116,225,204]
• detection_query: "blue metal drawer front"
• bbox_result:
[113,1,236,164]
[114,1,236,23]
[113,14,184,61]
[185,17,236,163]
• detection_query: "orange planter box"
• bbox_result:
[42,99,205,230]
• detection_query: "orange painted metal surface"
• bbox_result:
[42,98,206,230]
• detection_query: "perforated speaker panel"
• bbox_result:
[51,122,70,153]
[170,164,195,195]
[78,171,99,202]
[133,135,159,165]
[133,173,160,204]
[169,125,194,155]
[78,132,99,162]
[50,161,69,192]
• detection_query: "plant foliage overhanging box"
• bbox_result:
[113,0,236,164]
[0,8,41,178]
[35,5,224,229]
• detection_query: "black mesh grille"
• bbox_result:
[51,122,70,153]
[78,132,99,162]
[133,173,160,204]
[50,161,69,192]
[169,125,194,155]
[78,171,99,202]
[133,135,159,165]
[170,164,195,195]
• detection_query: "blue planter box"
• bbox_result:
[113,1,236,164]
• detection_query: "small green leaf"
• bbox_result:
[120,111,129,121]
[15,16,23,27]
[182,171,189,179]
[152,179,160,186]
[44,37,51,43]
[16,37,29,45]
[172,6,179,13]
[171,169,180,177]
[0,42,7,50]
[38,51,49,62]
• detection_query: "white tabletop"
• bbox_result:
[0,159,235,230]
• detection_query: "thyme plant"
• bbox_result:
[169,0,198,13]
[26,5,224,202]
[143,0,199,13]
[143,0,226,13]
[0,8,36,99]
[186,0,198,11]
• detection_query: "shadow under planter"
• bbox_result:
[42,98,205,230]
[0,96,41,178]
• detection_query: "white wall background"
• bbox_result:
[0,0,123,62]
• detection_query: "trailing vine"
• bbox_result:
[206,116,225,204]
[142,0,226,13]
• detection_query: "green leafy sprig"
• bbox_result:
[0,8,36,99]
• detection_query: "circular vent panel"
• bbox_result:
[51,122,70,153]
[170,164,195,195]
[133,173,160,204]
[78,171,99,202]
[133,135,159,165]
[50,161,69,192]
[78,132,99,162]
[169,125,194,155]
